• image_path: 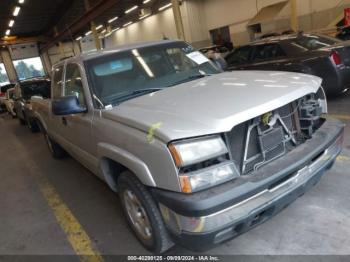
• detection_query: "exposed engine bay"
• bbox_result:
[226,90,327,175]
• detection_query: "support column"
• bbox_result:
[54,27,65,58]
[0,48,18,82]
[171,0,186,41]
[91,22,102,50]
[41,51,52,77]
[290,0,299,32]
[84,0,101,50]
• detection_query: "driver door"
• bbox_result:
[57,62,99,174]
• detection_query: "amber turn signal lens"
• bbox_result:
[179,176,192,193]
[168,144,183,167]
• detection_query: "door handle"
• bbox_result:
[62,117,68,126]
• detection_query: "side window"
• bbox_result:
[252,44,286,61]
[52,66,64,99]
[226,46,252,65]
[64,63,86,107]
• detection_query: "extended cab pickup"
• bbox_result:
[32,40,344,253]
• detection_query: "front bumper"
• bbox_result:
[152,119,344,250]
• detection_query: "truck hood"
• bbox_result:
[102,71,322,142]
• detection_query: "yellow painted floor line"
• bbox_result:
[337,155,350,162]
[328,114,350,120]
[38,176,104,262]
[8,133,103,262]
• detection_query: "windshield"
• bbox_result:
[21,80,51,100]
[292,34,341,51]
[85,42,220,106]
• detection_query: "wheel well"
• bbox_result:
[35,118,45,133]
[100,157,128,192]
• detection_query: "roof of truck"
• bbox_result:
[61,40,182,65]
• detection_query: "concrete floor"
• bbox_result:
[0,91,349,256]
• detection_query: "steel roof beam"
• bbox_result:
[40,0,120,53]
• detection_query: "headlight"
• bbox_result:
[168,136,228,167]
[179,162,238,193]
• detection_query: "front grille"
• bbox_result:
[225,94,324,175]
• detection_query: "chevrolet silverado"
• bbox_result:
[32,40,344,253]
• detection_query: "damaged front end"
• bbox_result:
[226,88,328,175]
[154,87,344,250]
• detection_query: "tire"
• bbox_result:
[18,117,26,125]
[44,132,66,159]
[118,172,174,253]
[26,116,40,133]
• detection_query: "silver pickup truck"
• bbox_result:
[32,40,344,253]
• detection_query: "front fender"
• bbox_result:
[97,142,156,189]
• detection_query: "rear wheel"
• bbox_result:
[44,132,66,159]
[118,172,174,253]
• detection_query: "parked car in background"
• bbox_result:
[199,45,231,58]
[259,30,295,40]
[3,88,16,117]
[0,83,15,112]
[336,26,350,41]
[14,78,51,132]
[31,40,344,253]
[206,50,228,70]
[259,32,281,39]
[225,33,350,95]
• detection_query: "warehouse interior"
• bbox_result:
[0,0,350,260]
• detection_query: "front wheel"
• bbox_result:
[26,117,40,133]
[118,172,174,253]
[18,117,26,125]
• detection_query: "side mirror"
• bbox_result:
[52,96,87,116]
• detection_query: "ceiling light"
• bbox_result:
[5,29,11,36]
[85,31,92,36]
[18,0,25,3]
[13,6,21,16]
[108,16,118,23]
[76,36,82,41]
[125,5,138,14]
[139,14,150,20]
[158,3,172,11]
[132,49,154,78]
[96,24,103,30]
[9,20,15,27]
[101,29,106,34]
[105,27,120,37]
[123,22,133,27]
[143,0,151,3]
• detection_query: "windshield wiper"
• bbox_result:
[168,74,212,87]
[112,88,164,105]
